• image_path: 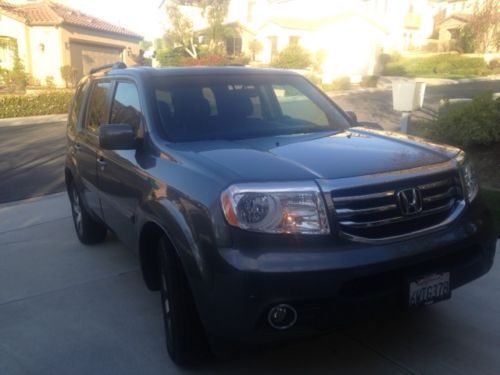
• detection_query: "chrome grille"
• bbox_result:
[331,171,464,242]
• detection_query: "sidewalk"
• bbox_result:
[0,114,67,127]
[0,193,499,374]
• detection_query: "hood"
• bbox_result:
[174,129,459,182]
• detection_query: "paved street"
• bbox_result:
[0,194,498,374]
[334,79,500,130]
[0,80,499,204]
[0,119,66,203]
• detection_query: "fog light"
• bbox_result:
[268,304,297,330]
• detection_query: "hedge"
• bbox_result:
[382,54,488,78]
[0,91,73,119]
[408,92,500,149]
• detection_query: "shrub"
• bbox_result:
[489,58,500,69]
[360,75,379,88]
[227,53,251,66]
[156,48,187,66]
[60,65,78,88]
[0,91,73,119]
[271,44,312,69]
[382,54,488,77]
[45,76,56,89]
[409,92,500,148]
[324,76,351,91]
[0,56,28,92]
[180,54,229,66]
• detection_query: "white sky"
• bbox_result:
[63,0,166,40]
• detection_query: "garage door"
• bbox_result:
[70,42,123,79]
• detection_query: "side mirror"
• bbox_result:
[346,111,358,123]
[99,123,137,150]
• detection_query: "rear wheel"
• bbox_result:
[157,236,211,366]
[69,183,107,244]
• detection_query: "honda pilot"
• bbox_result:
[65,63,497,365]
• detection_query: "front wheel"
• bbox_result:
[157,236,211,366]
[68,183,107,245]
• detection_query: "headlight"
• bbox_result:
[456,152,479,202]
[221,182,330,235]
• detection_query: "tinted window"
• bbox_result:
[85,81,111,133]
[152,75,349,142]
[68,78,89,130]
[111,82,142,130]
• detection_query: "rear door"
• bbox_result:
[76,79,112,218]
[98,80,145,246]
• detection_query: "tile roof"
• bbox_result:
[0,1,142,39]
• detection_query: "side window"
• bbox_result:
[85,81,111,133]
[110,82,143,131]
[272,84,329,126]
[68,79,89,130]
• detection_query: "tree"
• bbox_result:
[201,0,230,52]
[164,2,198,58]
[0,36,27,92]
[139,40,153,51]
[248,39,263,61]
[467,0,500,53]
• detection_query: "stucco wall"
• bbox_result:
[28,26,64,86]
[0,14,30,71]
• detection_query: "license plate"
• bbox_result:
[409,272,451,307]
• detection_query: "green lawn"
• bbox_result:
[481,189,500,236]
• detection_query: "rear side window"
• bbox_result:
[85,81,111,133]
[110,82,142,131]
[68,79,88,130]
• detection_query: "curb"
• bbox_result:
[0,114,67,127]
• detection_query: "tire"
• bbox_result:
[157,236,211,366]
[69,183,107,245]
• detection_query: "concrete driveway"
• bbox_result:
[0,194,499,375]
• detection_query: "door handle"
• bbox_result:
[97,156,107,169]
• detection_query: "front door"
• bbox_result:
[76,80,112,218]
[98,80,145,246]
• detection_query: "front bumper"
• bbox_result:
[196,198,497,343]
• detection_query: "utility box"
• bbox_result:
[392,81,426,112]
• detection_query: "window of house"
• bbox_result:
[110,82,143,131]
[226,37,243,55]
[85,81,111,133]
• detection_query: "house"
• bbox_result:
[437,13,472,50]
[162,0,437,80]
[0,0,142,87]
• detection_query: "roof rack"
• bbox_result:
[89,61,127,75]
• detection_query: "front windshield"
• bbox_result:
[151,73,349,142]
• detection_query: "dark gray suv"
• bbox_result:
[65,63,496,365]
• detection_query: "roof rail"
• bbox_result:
[89,61,127,75]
